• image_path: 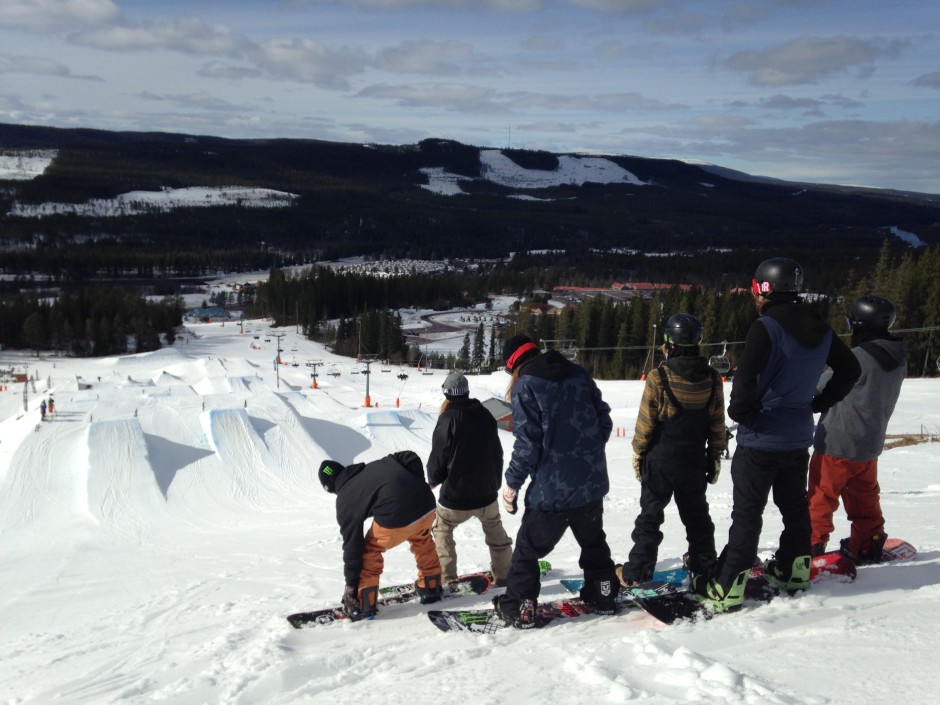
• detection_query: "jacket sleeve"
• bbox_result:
[632,374,660,456]
[426,415,453,487]
[812,334,862,413]
[707,372,728,459]
[728,320,771,423]
[592,379,613,443]
[505,381,542,491]
[337,503,364,586]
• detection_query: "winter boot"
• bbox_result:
[841,533,887,565]
[690,568,749,613]
[580,578,617,615]
[762,555,811,592]
[345,585,379,621]
[492,595,537,629]
[416,574,443,604]
[614,564,643,588]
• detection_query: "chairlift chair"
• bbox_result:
[708,340,731,375]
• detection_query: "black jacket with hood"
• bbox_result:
[426,396,503,511]
[333,450,436,585]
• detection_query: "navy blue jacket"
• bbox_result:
[729,298,860,451]
[505,350,612,511]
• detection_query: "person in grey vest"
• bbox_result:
[809,294,907,563]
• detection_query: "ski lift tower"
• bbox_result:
[359,354,379,407]
[270,332,286,389]
[309,361,323,389]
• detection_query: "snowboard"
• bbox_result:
[427,593,612,634]
[630,539,916,625]
[287,561,552,629]
[288,573,491,628]
[560,566,687,607]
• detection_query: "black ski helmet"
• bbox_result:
[848,293,896,331]
[751,257,804,297]
[663,313,704,346]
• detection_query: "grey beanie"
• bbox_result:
[442,370,469,397]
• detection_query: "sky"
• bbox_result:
[0,1,939,194]
[0,283,938,704]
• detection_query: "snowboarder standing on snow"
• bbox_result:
[493,335,617,628]
[694,258,860,612]
[809,294,907,563]
[39,399,47,422]
[427,371,513,586]
[618,313,727,588]
[47,397,55,415]
[319,451,443,621]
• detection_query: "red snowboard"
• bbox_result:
[808,537,916,583]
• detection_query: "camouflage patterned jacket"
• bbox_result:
[505,350,612,511]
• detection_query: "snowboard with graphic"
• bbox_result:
[560,566,687,606]
[288,560,552,629]
[427,594,607,634]
[288,573,491,628]
[630,539,915,625]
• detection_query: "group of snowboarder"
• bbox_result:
[318,256,907,626]
[39,396,55,421]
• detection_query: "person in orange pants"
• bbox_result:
[809,294,907,563]
[319,450,442,620]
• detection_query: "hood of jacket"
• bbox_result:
[858,336,908,372]
[664,356,714,383]
[519,348,575,381]
[761,298,831,348]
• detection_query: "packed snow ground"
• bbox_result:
[1,309,939,705]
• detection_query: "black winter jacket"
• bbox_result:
[333,451,436,585]
[426,396,503,511]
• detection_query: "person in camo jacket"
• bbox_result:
[427,370,513,586]
[618,313,727,589]
[492,335,618,629]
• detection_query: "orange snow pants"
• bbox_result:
[358,510,441,603]
[808,451,884,555]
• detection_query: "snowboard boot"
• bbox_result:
[762,555,811,593]
[614,564,644,588]
[416,574,443,604]
[810,541,828,557]
[493,595,537,629]
[841,533,887,565]
[690,568,749,613]
[580,578,618,615]
[347,585,379,621]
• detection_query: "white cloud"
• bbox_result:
[248,38,368,89]
[376,40,475,75]
[71,16,246,57]
[0,0,121,33]
[0,54,102,81]
[722,36,907,86]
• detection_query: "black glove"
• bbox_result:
[706,457,721,485]
[811,395,827,414]
[342,585,360,617]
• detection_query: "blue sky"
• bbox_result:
[1,0,938,193]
